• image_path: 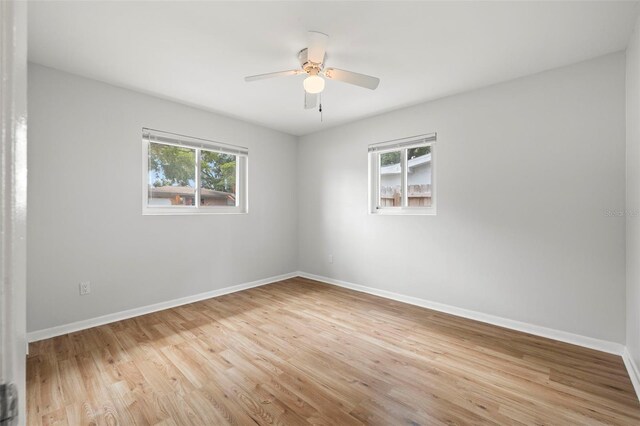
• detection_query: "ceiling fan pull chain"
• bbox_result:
[319,93,323,122]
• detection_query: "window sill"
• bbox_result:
[370,208,436,216]
[142,208,247,216]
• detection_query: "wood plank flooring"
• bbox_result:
[27,277,640,425]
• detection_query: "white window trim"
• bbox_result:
[142,128,248,215]
[368,133,437,215]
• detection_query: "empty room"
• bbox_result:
[3,0,640,424]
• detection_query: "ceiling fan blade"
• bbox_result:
[304,92,318,109]
[244,70,301,82]
[307,31,328,64]
[324,68,380,90]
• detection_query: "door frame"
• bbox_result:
[1,0,28,424]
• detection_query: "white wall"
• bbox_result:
[27,64,298,332]
[627,15,640,374]
[298,53,627,344]
[28,52,629,348]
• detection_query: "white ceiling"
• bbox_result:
[29,1,639,136]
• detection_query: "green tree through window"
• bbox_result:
[149,143,195,187]
[409,146,430,159]
[148,144,237,194]
[380,151,401,166]
[380,147,431,166]
[201,151,236,193]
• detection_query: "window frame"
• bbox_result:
[142,129,248,215]
[368,134,436,215]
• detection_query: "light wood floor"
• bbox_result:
[27,277,640,425]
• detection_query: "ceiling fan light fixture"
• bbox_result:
[303,75,325,94]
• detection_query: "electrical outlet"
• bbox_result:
[328,254,333,264]
[79,281,91,295]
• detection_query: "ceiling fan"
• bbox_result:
[244,31,380,110]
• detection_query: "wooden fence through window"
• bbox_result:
[380,184,432,207]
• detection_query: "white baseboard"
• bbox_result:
[27,270,627,357]
[27,272,298,343]
[623,348,640,402]
[297,271,625,356]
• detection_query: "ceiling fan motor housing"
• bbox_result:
[298,48,324,75]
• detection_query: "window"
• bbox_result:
[142,128,248,214]
[369,133,436,215]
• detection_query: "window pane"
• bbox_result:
[407,146,432,207]
[147,142,196,206]
[379,151,402,207]
[200,150,237,206]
